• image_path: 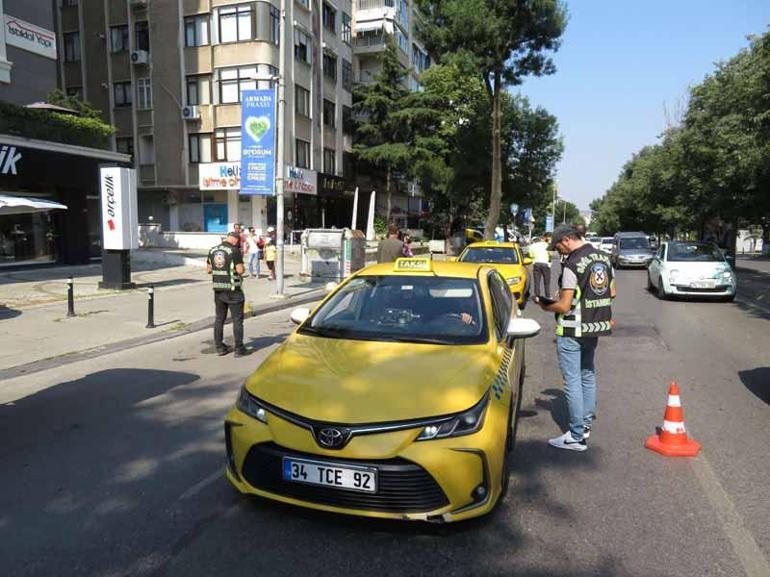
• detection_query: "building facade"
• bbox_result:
[352,0,429,229]
[56,0,355,236]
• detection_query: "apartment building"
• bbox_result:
[56,0,354,236]
[352,0,429,228]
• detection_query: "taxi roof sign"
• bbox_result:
[394,258,433,272]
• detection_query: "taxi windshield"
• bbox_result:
[300,276,487,345]
[459,247,519,264]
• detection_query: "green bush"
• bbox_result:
[373,214,388,237]
[0,100,115,149]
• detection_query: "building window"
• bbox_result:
[110,25,129,53]
[270,6,280,45]
[139,135,155,165]
[296,0,309,9]
[215,127,242,161]
[342,105,353,135]
[116,137,134,157]
[136,78,152,110]
[323,99,335,129]
[342,59,352,92]
[341,13,351,45]
[322,2,336,35]
[219,3,252,43]
[218,65,275,104]
[186,75,211,105]
[296,139,310,169]
[295,85,310,117]
[185,15,209,47]
[63,32,80,62]
[135,21,150,51]
[114,81,132,107]
[294,28,311,64]
[189,133,213,163]
[323,148,336,174]
[323,52,337,83]
[395,28,408,55]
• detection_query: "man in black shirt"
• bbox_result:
[207,231,249,357]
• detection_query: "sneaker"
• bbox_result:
[548,431,587,452]
[233,347,250,358]
[583,424,592,439]
[216,344,232,356]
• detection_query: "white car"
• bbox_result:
[599,237,614,254]
[586,236,602,250]
[647,241,736,301]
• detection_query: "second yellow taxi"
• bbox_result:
[456,241,532,307]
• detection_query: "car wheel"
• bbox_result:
[657,276,668,300]
[723,294,736,302]
[647,273,654,292]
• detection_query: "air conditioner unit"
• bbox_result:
[181,105,200,120]
[130,50,148,64]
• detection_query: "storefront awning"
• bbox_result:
[0,194,68,215]
[354,20,385,33]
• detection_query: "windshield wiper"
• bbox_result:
[375,335,455,345]
[298,326,353,339]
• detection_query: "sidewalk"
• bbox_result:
[0,250,325,373]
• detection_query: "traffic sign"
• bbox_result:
[545,214,554,233]
[510,203,519,216]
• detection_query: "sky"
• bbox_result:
[517,0,770,211]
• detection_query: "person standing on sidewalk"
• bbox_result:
[207,231,249,357]
[529,234,552,298]
[535,223,615,451]
[245,228,262,278]
[377,224,403,263]
[264,236,277,280]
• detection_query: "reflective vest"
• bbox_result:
[208,243,242,292]
[556,244,614,338]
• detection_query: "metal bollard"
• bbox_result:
[66,276,76,317]
[146,285,155,329]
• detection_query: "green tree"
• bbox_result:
[46,89,105,120]
[417,0,567,239]
[352,41,414,220]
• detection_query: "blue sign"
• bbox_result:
[240,89,276,196]
[545,214,554,233]
[523,208,533,223]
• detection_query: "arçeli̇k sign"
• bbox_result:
[100,167,138,250]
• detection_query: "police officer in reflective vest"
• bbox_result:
[207,231,249,357]
[535,223,615,451]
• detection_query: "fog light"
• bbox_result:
[472,485,487,500]
[256,407,267,422]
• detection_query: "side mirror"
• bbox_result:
[324,281,338,293]
[523,257,533,266]
[290,307,310,325]
[506,317,541,339]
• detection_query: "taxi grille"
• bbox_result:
[242,442,449,513]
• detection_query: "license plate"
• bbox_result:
[282,457,377,493]
[691,280,715,289]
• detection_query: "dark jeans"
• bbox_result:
[214,290,245,350]
[533,263,551,297]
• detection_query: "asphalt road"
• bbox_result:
[0,267,767,577]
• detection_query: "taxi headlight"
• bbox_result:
[506,277,522,285]
[721,270,734,282]
[416,393,489,441]
[236,386,268,423]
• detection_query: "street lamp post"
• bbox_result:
[274,0,287,297]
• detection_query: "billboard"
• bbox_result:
[285,166,317,195]
[545,214,554,233]
[199,162,241,190]
[100,167,138,250]
[240,89,276,196]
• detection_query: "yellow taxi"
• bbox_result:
[456,241,532,307]
[224,258,541,522]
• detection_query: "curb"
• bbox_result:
[0,288,325,382]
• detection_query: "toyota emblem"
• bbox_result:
[315,426,350,449]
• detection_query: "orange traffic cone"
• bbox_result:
[645,382,701,457]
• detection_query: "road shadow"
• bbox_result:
[739,367,770,404]
[0,304,21,319]
[135,279,203,290]
[534,387,569,432]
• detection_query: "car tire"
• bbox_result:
[723,294,736,302]
[647,273,654,292]
[657,276,668,300]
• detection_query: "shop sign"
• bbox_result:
[319,173,346,197]
[199,162,241,190]
[100,167,138,250]
[0,145,22,175]
[4,15,57,60]
[285,165,317,195]
[240,89,275,196]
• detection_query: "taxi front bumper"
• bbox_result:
[224,402,508,522]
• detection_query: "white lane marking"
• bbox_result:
[691,455,770,577]
[179,469,223,501]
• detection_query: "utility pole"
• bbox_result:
[274,0,287,297]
